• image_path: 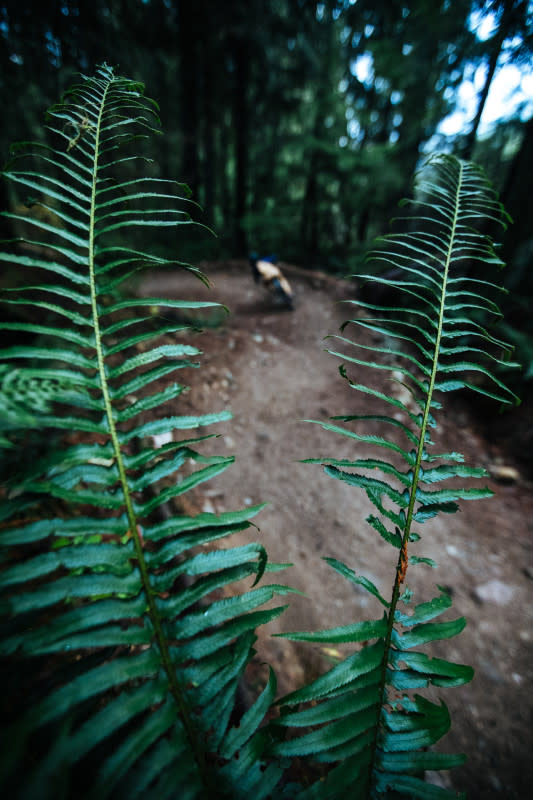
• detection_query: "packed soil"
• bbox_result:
[139,260,533,800]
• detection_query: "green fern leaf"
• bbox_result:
[272,154,518,797]
[0,65,286,798]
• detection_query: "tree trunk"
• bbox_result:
[202,49,216,227]
[500,115,533,287]
[177,0,200,193]
[232,38,249,255]
[299,5,338,265]
[357,205,371,243]
[300,153,320,263]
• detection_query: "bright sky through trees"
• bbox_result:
[350,4,532,141]
[439,7,533,136]
[438,62,533,135]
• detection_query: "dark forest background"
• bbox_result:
[1,0,532,381]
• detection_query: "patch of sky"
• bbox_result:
[436,6,533,138]
[340,2,531,150]
[351,52,374,86]
[347,119,362,140]
[438,61,533,137]
[469,8,497,40]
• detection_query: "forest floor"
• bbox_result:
[139,260,533,800]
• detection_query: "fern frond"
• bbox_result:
[272,155,517,797]
[0,65,287,798]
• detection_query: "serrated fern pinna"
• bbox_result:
[268,155,518,798]
[0,65,292,799]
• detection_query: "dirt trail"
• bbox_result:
[139,260,533,799]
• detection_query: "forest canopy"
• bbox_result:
[0,1,532,342]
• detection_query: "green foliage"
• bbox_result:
[270,154,518,797]
[0,65,291,799]
[0,68,518,799]
[2,1,532,290]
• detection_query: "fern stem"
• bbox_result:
[368,161,463,790]
[88,73,212,795]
